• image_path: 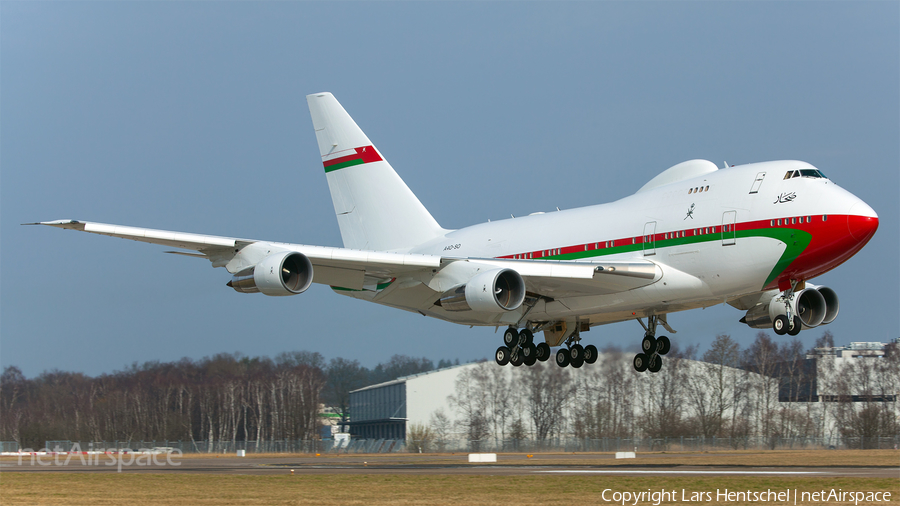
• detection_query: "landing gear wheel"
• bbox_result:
[583,344,598,364]
[773,315,788,336]
[570,344,584,363]
[641,335,657,354]
[633,353,649,372]
[510,350,524,367]
[523,353,537,367]
[536,342,551,362]
[520,328,534,345]
[521,343,537,362]
[495,346,511,366]
[503,328,519,347]
[556,348,571,367]
[648,355,662,373]
[570,351,585,369]
[656,335,671,355]
[787,316,802,336]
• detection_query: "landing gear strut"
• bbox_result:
[632,315,672,373]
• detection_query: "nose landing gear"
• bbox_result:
[773,280,803,336]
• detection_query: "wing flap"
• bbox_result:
[464,258,661,298]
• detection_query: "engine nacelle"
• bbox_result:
[438,268,526,312]
[742,284,839,330]
[228,251,313,296]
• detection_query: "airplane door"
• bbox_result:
[749,172,766,194]
[643,221,656,256]
[722,211,737,246]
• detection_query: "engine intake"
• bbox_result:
[438,268,526,312]
[228,251,313,296]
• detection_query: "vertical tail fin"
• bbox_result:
[306,93,447,251]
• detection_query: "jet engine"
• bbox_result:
[228,251,313,296]
[438,268,526,312]
[741,284,839,331]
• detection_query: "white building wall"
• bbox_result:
[404,363,481,430]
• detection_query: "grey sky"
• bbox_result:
[2,2,897,378]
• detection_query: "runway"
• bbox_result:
[2,453,897,478]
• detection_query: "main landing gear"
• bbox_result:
[495,327,550,367]
[554,329,598,369]
[632,315,672,374]
[773,280,803,337]
[495,325,598,368]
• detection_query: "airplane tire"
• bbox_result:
[648,355,662,373]
[523,353,537,366]
[536,342,551,362]
[584,344,598,364]
[495,347,511,366]
[520,328,534,345]
[773,315,788,335]
[510,350,524,367]
[641,335,657,353]
[522,342,537,360]
[570,354,584,368]
[633,353,649,372]
[656,336,671,355]
[570,344,584,362]
[788,316,802,336]
[503,328,519,347]
[556,348,571,367]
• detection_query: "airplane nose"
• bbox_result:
[848,201,878,242]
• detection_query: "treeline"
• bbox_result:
[435,332,899,449]
[0,352,451,449]
[2,333,897,451]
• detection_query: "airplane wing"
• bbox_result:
[29,220,442,290]
[31,220,660,296]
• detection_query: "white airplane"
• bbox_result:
[32,92,879,372]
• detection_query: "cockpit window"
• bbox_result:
[800,169,826,178]
[784,169,827,180]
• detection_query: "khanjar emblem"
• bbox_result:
[684,203,695,220]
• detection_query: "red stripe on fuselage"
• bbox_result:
[498,214,878,288]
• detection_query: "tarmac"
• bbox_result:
[2,453,897,478]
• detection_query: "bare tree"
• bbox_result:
[523,361,572,442]
[324,358,368,432]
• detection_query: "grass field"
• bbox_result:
[2,450,897,506]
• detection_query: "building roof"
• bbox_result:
[350,362,481,394]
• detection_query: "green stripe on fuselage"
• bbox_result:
[542,228,811,289]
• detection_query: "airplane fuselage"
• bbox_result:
[338,160,877,329]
